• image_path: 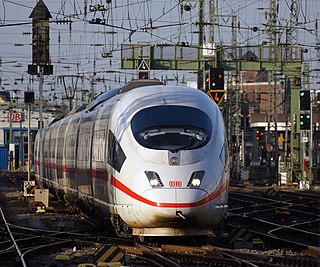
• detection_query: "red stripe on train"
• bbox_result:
[111,175,228,208]
[35,162,227,208]
[37,161,107,180]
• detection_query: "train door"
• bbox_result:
[91,129,107,199]
[56,120,67,187]
[49,127,59,184]
[76,112,96,195]
[64,116,80,189]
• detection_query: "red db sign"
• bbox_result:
[169,181,182,187]
[8,112,24,122]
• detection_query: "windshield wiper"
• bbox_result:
[141,131,165,139]
[180,131,204,141]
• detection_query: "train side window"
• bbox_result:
[107,130,126,172]
[56,137,64,159]
[50,138,56,158]
[92,130,106,162]
[34,136,38,157]
[65,134,76,159]
[43,131,50,158]
[78,132,91,161]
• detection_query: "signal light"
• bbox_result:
[205,74,210,91]
[300,113,311,130]
[299,90,310,110]
[209,68,224,90]
[138,71,149,79]
[255,130,264,141]
[24,91,35,104]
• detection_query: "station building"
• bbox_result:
[0,91,57,170]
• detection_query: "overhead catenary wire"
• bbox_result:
[0,0,319,102]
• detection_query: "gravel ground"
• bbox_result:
[0,171,90,231]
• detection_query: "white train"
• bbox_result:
[34,79,229,238]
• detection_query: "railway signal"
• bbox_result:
[138,71,149,79]
[205,73,210,91]
[207,68,225,106]
[255,130,264,141]
[300,113,311,130]
[299,90,310,110]
[137,59,150,79]
[209,68,224,90]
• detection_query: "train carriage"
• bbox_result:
[35,79,229,238]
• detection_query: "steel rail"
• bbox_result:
[227,214,319,248]
[0,205,27,267]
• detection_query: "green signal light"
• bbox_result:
[306,114,311,119]
[300,92,305,96]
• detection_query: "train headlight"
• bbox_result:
[145,171,163,188]
[191,178,201,187]
[149,178,159,187]
[187,171,205,188]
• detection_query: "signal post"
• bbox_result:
[27,0,53,189]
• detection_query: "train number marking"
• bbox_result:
[168,181,182,187]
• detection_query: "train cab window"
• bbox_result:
[107,130,126,172]
[131,105,212,151]
[219,142,226,167]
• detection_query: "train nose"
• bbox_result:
[137,189,210,226]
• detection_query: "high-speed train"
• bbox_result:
[34,79,229,238]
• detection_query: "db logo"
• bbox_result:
[169,181,182,187]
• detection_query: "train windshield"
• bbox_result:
[131,105,212,151]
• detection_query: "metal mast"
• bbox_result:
[197,0,204,90]
[268,0,278,64]
[288,0,299,60]
[287,0,307,183]
[265,0,279,180]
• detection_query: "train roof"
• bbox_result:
[118,79,163,93]
[49,79,166,125]
[87,79,163,111]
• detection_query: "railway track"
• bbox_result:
[0,204,100,265]
[0,172,319,266]
[1,210,318,266]
[228,188,320,248]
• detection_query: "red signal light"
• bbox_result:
[205,74,210,90]
[256,130,262,141]
[209,68,224,90]
[138,71,149,79]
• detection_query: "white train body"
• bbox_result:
[35,80,229,237]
